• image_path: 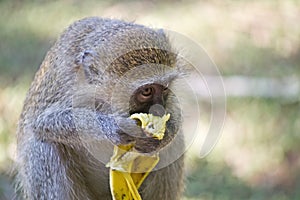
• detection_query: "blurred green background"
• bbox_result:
[0,0,299,199]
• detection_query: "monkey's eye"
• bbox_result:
[141,87,153,96]
[137,86,154,102]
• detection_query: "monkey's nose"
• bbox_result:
[149,104,166,117]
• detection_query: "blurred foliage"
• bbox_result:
[185,98,300,200]
[0,0,299,199]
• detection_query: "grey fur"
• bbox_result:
[16,17,184,200]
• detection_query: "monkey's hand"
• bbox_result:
[97,114,143,146]
[33,106,142,146]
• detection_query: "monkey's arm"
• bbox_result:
[33,107,137,145]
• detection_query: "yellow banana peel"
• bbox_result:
[107,113,170,200]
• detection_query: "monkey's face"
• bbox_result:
[127,82,180,153]
[94,45,182,153]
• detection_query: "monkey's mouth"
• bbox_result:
[129,112,171,153]
[130,103,166,117]
[130,113,170,140]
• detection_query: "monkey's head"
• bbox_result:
[75,19,183,153]
[106,47,182,153]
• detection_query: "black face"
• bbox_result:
[129,83,169,116]
[129,83,176,153]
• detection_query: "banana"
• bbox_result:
[107,113,170,200]
[109,170,134,200]
[107,145,159,200]
[130,113,170,140]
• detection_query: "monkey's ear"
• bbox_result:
[76,50,99,82]
[157,28,168,39]
[157,28,165,35]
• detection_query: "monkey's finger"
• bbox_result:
[134,137,161,153]
[117,118,146,138]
